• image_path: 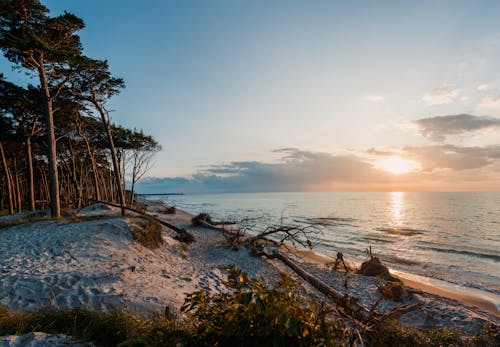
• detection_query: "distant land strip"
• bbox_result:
[138,193,185,196]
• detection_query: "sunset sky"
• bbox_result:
[2,0,500,192]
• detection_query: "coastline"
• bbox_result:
[292,248,500,317]
[399,276,499,317]
[0,199,498,337]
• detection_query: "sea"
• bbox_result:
[145,192,500,305]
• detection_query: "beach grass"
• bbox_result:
[0,270,497,347]
[130,216,164,249]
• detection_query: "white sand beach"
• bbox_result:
[0,201,498,344]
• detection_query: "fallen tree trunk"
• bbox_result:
[82,198,194,242]
[258,249,370,320]
[198,219,421,324]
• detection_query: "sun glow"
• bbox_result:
[375,156,420,175]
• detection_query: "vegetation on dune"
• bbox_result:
[0,269,497,347]
[131,216,164,249]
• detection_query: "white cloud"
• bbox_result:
[422,85,459,105]
[477,83,490,91]
[479,95,500,109]
[364,95,384,102]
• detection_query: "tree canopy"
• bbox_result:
[0,0,160,216]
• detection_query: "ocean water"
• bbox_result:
[146,192,500,297]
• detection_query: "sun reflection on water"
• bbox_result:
[390,191,405,225]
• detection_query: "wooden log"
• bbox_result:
[82,197,194,241]
[258,249,370,320]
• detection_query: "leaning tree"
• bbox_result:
[0,0,85,218]
[71,56,128,215]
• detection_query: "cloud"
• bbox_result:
[136,148,387,194]
[477,83,490,91]
[413,114,500,141]
[479,95,500,109]
[402,144,500,171]
[422,85,459,105]
[364,95,384,102]
[365,147,398,156]
[136,144,500,194]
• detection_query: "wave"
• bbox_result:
[382,255,421,266]
[359,236,396,244]
[375,227,428,236]
[296,217,359,228]
[420,246,500,262]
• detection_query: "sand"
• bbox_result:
[293,248,500,318]
[0,332,93,347]
[0,200,498,340]
[0,203,278,314]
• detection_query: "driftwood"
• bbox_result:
[82,198,195,243]
[185,215,422,324]
[257,249,371,320]
[192,213,237,226]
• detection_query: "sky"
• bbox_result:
[2,0,500,193]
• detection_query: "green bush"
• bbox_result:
[182,267,351,346]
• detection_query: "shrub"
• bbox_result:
[182,267,351,346]
[131,217,164,249]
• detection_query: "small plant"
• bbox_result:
[177,243,188,259]
[173,229,195,244]
[378,281,406,302]
[131,217,164,249]
[191,213,214,226]
[133,202,147,213]
[164,206,176,214]
[219,227,246,250]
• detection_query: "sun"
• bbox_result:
[375,156,420,175]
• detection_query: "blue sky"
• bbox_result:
[2,1,500,192]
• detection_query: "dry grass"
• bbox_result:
[131,217,164,249]
[0,305,181,347]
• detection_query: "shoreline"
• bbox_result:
[148,196,500,321]
[292,248,500,317]
[1,200,497,336]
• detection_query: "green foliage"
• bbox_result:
[470,325,499,346]
[0,271,497,347]
[182,267,351,346]
[366,320,465,347]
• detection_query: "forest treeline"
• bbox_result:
[0,0,160,218]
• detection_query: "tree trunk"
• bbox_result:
[38,63,61,219]
[25,138,36,211]
[0,142,14,215]
[129,180,136,206]
[96,105,125,215]
[13,157,22,213]
[67,139,82,208]
[79,128,100,200]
